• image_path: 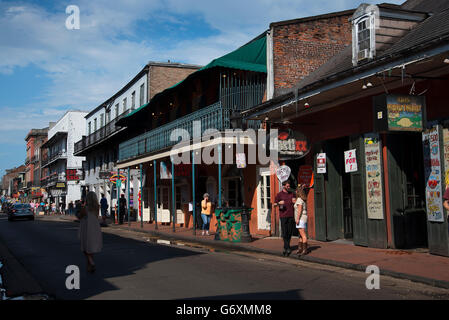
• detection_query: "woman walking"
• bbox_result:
[201,193,212,236]
[294,185,308,255]
[78,192,103,273]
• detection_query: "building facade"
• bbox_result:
[24,128,48,203]
[74,62,201,218]
[41,111,87,210]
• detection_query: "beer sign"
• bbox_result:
[277,129,310,160]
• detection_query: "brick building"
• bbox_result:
[24,128,48,202]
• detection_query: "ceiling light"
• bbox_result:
[362,84,367,90]
[304,102,310,108]
[444,58,449,64]
[367,82,373,87]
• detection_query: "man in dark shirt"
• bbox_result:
[119,194,127,225]
[274,180,296,256]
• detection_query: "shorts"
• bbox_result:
[296,215,308,229]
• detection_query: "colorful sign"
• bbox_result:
[109,174,126,183]
[423,126,444,222]
[364,134,384,220]
[443,128,449,187]
[55,182,66,189]
[276,165,291,183]
[66,169,83,181]
[344,149,358,173]
[387,95,423,131]
[298,165,314,188]
[277,129,310,160]
[317,153,326,174]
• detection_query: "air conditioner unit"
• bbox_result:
[358,49,369,61]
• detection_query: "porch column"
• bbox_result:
[140,163,143,229]
[171,158,176,232]
[127,167,130,227]
[218,144,222,207]
[192,150,196,235]
[117,169,120,225]
[154,160,158,230]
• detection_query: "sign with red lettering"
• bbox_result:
[277,129,310,160]
[66,169,83,181]
[344,149,358,173]
[298,165,314,188]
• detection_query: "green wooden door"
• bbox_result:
[313,143,327,241]
[349,135,368,247]
[324,140,344,241]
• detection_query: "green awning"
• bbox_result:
[118,34,267,125]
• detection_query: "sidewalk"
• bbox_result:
[58,215,449,289]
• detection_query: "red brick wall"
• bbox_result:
[272,14,353,95]
[149,66,199,100]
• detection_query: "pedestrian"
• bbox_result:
[119,194,127,224]
[29,201,35,214]
[100,194,108,224]
[201,193,212,236]
[294,185,309,255]
[78,192,103,273]
[68,201,74,216]
[51,202,56,214]
[273,180,296,256]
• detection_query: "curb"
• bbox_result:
[56,217,449,290]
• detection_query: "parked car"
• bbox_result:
[8,203,35,221]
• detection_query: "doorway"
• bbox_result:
[157,185,170,223]
[257,167,271,231]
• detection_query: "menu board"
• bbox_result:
[364,134,384,220]
[422,126,444,222]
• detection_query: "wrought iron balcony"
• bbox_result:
[25,157,31,165]
[74,109,130,155]
[118,101,260,162]
[41,151,67,168]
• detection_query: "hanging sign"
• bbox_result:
[109,174,126,183]
[374,94,425,132]
[66,169,83,181]
[236,153,247,169]
[298,165,314,188]
[423,125,444,222]
[276,165,291,183]
[277,129,310,160]
[364,134,384,220]
[344,149,358,173]
[317,153,326,174]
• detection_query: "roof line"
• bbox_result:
[269,9,355,28]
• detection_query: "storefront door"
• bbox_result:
[157,186,170,223]
[257,167,271,231]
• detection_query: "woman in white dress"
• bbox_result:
[294,185,308,256]
[79,192,103,273]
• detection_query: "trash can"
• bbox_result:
[215,207,253,243]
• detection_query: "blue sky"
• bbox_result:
[0,0,403,177]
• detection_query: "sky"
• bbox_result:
[0,0,404,177]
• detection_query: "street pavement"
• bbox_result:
[0,213,449,300]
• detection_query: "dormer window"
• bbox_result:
[352,4,378,66]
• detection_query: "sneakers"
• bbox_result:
[202,231,205,236]
[206,231,209,236]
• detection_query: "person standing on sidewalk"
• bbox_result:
[78,192,103,273]
[119,194,127,225]
[100,194,108,225]
[294,185,308,255]
[201,193,212,236]
[274,180,296,256]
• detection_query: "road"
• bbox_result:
[0,213,448,300]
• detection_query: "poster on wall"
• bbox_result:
[443,128,449,187]
[364,134,384,220]
[344,149,358,173]
[422,126,444,222]
[298,165,314,188]
[317,153,326,174]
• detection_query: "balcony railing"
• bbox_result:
[31,155,38,164]
[25,157,31,165]
[119,101,260,162]
[74,109,130,154]
[41,151,67,167]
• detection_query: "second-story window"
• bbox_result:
[131,91,136,109]
[100,114,104,127]
[94,118,97,132]
[123,98,127,112]
[140,83,145,107]
[88,122,91,135]
[115,104,119,118]
[106,110,111,123]
[352,6,377,66]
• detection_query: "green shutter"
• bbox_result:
[349,135,369,247]
[313,143,327,241]
[324,140,344,241]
